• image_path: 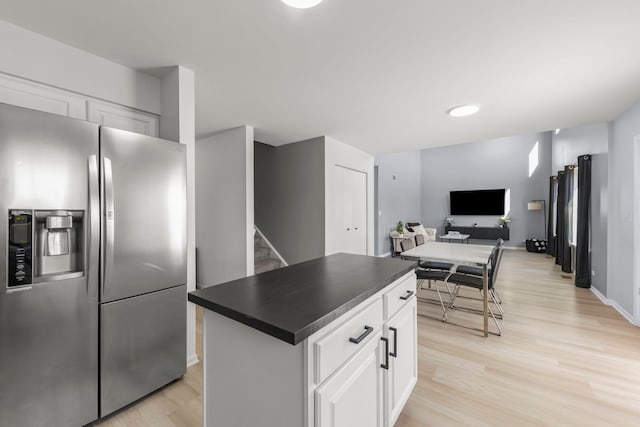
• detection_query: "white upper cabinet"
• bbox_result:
[0,73,159,137]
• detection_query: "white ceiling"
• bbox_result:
[2,0,640,154]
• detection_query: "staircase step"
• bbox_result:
[255,247,272,261]
[255,258,283,274]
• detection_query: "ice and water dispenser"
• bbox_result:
[8,209,85,287]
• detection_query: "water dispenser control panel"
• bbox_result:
[8,210,33,287]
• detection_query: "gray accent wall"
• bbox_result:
[608,99,640,317]
[374,151,421,256]
[419,132,552,247]
[254,138,326,265]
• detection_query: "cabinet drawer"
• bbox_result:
[312,298,383,385]
[383,273,416,320]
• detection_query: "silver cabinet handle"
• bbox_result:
[102,157,114,296]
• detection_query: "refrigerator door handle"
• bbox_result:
[103,157,115,296]
[88,155,99,293]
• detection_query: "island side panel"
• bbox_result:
[203,309,305,427]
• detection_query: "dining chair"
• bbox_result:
[400,237,415,253]
[400,238,454,321]
[454,238,504,304]
[445,243,505,334]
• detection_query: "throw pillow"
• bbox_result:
[412,224,426,236]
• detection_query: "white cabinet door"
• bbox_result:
[385,298,418,426]
[315,332,384,427]
[88,101,159,136]
[333,165,367,255]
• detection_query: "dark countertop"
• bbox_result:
[188,253,417,345]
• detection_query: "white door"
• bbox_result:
[385,298,418,427]
[333,165,367,255]
[315,332,384,427]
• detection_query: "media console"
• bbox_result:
[445,225,509,241]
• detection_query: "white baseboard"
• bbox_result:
[378,252,391,258]
[591,287,638,326]
[187,353,200,368]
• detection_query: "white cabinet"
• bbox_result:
[200,271,417,427]
[315,331,385,427]
[0,73,159,137]
[384,298,418,426]
[310,272,417,427]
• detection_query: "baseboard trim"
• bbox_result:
[187,353,200,368]
[590,287,638,326]
[378,252,391,258]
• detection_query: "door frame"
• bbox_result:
[634,136,640,325]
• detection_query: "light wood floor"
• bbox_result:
[95,250,640,426]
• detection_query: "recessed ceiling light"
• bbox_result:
[447,104,480,117]
[281,0,323,9]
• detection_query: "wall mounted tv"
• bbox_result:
[449,189,506,215]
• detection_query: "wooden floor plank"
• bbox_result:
[94,250,640,426]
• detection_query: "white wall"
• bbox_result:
[551,123,609,296]
[0,19,160,114]
[374,151,422,256]
[196,126,255,287]
[552,123,608,172]
[159,66,198,366]
[325,137,375,256]
[608,100,640,320]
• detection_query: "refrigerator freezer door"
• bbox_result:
[100,127,187,302]
[100,284,187,416]
[0,103,100,427]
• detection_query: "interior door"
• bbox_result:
[334,165,368,255]
[100,127,186,303]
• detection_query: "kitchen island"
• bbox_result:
[188,253,418,427]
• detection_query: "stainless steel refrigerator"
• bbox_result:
[0,103,187,426]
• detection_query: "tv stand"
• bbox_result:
[445,225,509,241]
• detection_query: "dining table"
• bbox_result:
[401,241,494,337]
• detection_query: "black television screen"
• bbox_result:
[450,189,506,215]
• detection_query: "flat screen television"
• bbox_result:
[449,189,506,215]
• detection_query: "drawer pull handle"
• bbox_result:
[389,327,398,358]
[380,337,390,370]
[400,290,414,300]
[349,325,373,344]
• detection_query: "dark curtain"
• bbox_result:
[575,155,591,288]
[546,176,558,256]
[561,165,575,273]
[555,170,566,266]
